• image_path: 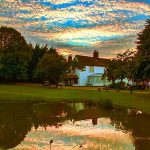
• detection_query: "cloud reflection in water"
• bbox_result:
[14,118,135,150]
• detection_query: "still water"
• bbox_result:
[0,101,149,150]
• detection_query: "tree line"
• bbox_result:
[0,26,72,87]
[0,19,150,87]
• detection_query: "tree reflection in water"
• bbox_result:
[0,102,32,149]
[0,101,149,150]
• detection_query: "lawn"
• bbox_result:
[0,84,150,114]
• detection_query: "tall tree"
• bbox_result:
[28,44,48,81]
[105,50,136,88]
[104,59,118,86]
[34,51,68,88]
[0,27,32,81]
[136,19,150,80]
[117,50,136,81]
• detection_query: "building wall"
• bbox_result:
[76,66,105,86]
[88,76,109,86]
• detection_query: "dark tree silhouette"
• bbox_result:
[28,44,48,81]
[0,27,32,81]
[34,50,69,88]
[136,19,150,79]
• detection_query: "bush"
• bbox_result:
[109,81,126,89]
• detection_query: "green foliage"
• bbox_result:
[34,52,69,87]
[104,59,118,85]
[0,27,32,81]
[109,81,126,89]
[49,46,57,54]
[0,26,68,83]
[28,44,48,81]
[105,49,136,88]
[137,19,150,57]
[115,50,136,81]
[136,19,150,80]
[106,19,150,82]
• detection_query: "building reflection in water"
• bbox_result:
[92,117,98,126]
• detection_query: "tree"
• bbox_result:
[117,50,137,81]
[34,51,68,88]
[28,44,48,81]
[49,46,57,54]
[105,50,136,88]
[105,53,126,88]
[0,26,32,81]
[136,19,150,80]
[104,59,118,86]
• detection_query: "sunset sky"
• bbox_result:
[1,0,150,58]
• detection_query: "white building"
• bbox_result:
[66,51,111,86]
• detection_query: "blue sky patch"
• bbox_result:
[1,0,150,57]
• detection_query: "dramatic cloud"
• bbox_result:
[1,0,150,57]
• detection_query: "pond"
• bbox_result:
[0,101,150,150]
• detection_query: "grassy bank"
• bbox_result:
[0,84,150,114]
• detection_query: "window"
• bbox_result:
[89,66,94,72]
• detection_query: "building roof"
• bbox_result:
[75,55,110,67]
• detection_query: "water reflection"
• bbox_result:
[0,101,149,150]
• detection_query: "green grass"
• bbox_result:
[0,84,150,114]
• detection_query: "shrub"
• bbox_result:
[109,81,126,89]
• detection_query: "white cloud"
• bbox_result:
[1,0,149,57]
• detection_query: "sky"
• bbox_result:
[0,0,150,58]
